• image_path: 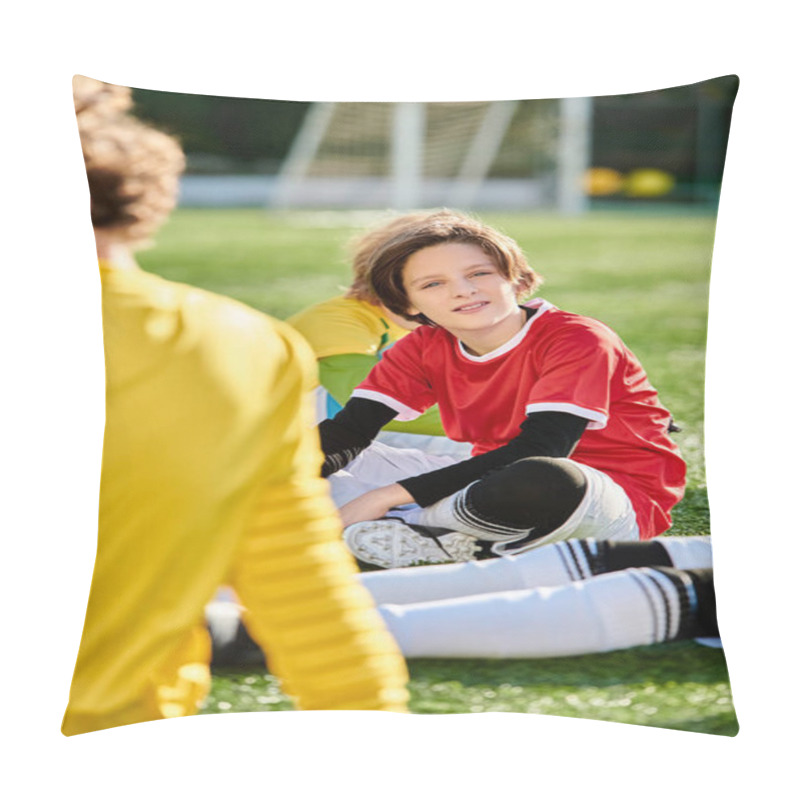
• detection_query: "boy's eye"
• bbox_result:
[421,281,442,289]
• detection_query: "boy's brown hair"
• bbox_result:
[362,209,541,323]
[345,211,436,304]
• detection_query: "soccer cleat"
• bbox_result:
[344,518,481,569]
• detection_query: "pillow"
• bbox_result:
[63,75,739,739]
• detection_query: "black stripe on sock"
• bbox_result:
[579,539,608,576]
[554,541,583,582]
[628,570,666,643]
[572,540,595,579]
[648,566,701,640]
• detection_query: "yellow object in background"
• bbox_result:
[624,169,676,198]
[584,167,625,196]
[585,167,677,199]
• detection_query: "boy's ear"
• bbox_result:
[405,302,420,317]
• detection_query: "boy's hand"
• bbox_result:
[338,483,414,528]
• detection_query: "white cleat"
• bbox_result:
[344,518,481,569]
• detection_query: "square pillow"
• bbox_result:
[64,75,739,738]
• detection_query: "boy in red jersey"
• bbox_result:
[319,210,686,568]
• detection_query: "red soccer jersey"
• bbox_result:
[353,299,686,538]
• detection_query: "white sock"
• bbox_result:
[657,535,713,569]
[378,567,687,658]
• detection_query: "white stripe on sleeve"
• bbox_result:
[525,402,608,430]
[351,389,423,421]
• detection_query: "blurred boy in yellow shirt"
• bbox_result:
[62,78,408,735]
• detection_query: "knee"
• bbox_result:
[468,457,587,531]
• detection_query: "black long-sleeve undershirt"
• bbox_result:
[318,397,588,505]
[318,398,397,477]
[398,410,588,506]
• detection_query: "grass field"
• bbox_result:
[138,207,737,736]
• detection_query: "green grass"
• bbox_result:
[202,643,736,736]
[139,207,735,735]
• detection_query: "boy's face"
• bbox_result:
[402,242,520,337]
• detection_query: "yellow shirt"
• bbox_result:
[288,295,409,359]
[288,296,447,437]
[62,266,408,735]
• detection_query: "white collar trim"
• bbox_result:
[457,299,554,362]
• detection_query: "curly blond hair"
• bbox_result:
[73,75,133,120]
[76,94,185,245]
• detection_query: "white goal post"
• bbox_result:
[271,98,592,213]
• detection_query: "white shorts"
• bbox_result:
[312,384,472,496]
[327,439,467,507]
[375,430,473,460]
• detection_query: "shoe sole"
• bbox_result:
[344,519,477,569]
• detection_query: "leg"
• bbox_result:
[345,457,639,568]
[408,457,639,555]
[205,539,715,665]
[435,456,588,550]
[378,566,719,658]
[359,535,712,605]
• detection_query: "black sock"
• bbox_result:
[585,539,673,574]
[686,567,719,638]
[548,538,674,582]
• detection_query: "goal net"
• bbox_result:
[270,99,590,213]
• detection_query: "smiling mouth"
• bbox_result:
[453,301,489,312]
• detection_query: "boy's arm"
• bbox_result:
[334,412,587,526]
[399,411,589,507]
[320,353,447,437]
[318,397,398,476]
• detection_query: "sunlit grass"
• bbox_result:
[202,643,736,736]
